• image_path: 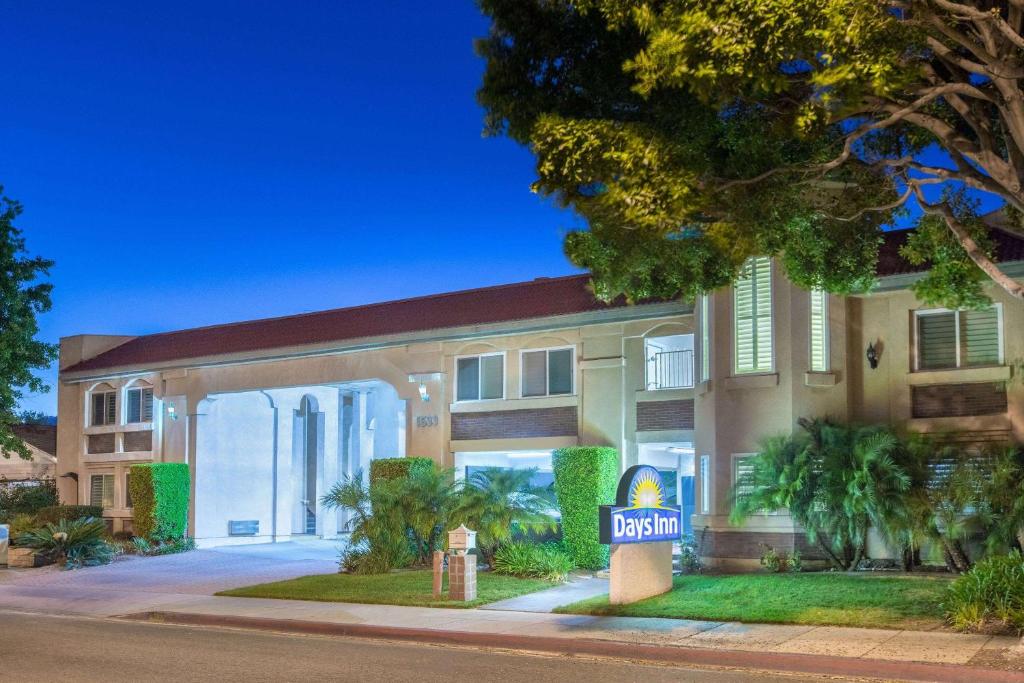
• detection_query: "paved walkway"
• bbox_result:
[483,575,609,612]
[2,544,1022,677]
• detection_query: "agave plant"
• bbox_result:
[15,517,116,569]
[449,467,558,565]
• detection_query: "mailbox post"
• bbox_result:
[447,525,477,602]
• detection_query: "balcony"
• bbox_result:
[646,348,695,390]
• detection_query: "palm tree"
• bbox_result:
[449,467,558,565]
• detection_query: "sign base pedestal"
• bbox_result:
[609,541,673,605]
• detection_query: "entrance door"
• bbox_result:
[295,396,324,535]
[638,443,695,537]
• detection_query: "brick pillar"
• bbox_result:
[448,553,476,601]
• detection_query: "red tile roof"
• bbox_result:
[877,226,1024,276]
[62,225,1024,376]
[63,275,646,375]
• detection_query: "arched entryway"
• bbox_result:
[294,395,324,535]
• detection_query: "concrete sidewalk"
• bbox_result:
[2,551,1022,680]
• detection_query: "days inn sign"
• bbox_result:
[599,465,682,545]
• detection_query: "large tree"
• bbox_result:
[477,0,1024,307]
[0,188,57,460]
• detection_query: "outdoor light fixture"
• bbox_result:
[408,372,443,403]
[866,342,880,369]
[166,403,179,420]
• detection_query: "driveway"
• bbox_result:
[0,538,340,617]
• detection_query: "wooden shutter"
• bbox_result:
[960,307,1000,367]
[918,312,957,369]
[734,256,772,373]
[809,289,829,372]
[90,474,111,508]
[105,392,116,425]
[700,296,710,381]
[142,388,154,421]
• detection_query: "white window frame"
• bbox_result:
[733,256,775,375]
[809,288,830,372]
[454,351,506,402]
[124,383,155,424]
[913,304,1004,371]
[700,295,711,382]
[519,346,576,398]
[699,454,711,515]
[89,472,115,510]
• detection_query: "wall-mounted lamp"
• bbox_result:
[166,403,179,421]
[408,372,443,403]
[866,342,880,369]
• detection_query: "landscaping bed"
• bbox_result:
[554,573,952,630]
[217,569,553,609]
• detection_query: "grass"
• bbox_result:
[217,569,553,609]
[555,573,953,630]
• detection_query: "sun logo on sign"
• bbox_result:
[627,468,665,510]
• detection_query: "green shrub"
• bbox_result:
[678,534,703,574]
[944,551,1024,634]
[0,479,58,518]
[16,517,116,569]
[36,505,104,524]
[492,541,574,581]
[369,457,435,485]
[6,513,39,545]
[130,463,190,540]
[552,446,619,570]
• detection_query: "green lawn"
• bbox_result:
[555,573,952,630]
[217,569,553,609]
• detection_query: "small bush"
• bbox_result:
[760,544,801,573]
[0,480,59,518]
[16,517,116,569]
[678,534,703,574]
[130,463,189,540]
[368,457,435,485]
[6,513,39,544]
[492,541,574,582]
[36,505,104,524]
[944,551,1024,634]
[552,447,618,570]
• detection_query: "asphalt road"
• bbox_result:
[0,610,856,683]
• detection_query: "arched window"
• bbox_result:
[90,383,117,426]
[125,379,155,424]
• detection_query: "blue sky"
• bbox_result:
[3,2,582,415]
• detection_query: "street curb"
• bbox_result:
[119,611,1023,683]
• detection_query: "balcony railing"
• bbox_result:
[647,349,694,390]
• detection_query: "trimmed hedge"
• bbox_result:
[36,505,104,524]
[552,446,619,570]
[130,463,190,540]
[369,457,434,485]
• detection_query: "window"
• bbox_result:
[126,386,154,423]
[700,295,711,382]
[699,455,711,514]
[456,353,504,401]
[733,455,755,503]
[915,306,1002,371]
[89,474,115,509]
[734,256,773,374]
[521,347,574,397]
[90,386,117,426]
[125,473,132,508]
[809,289,830,372]
[645,335,694,389]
